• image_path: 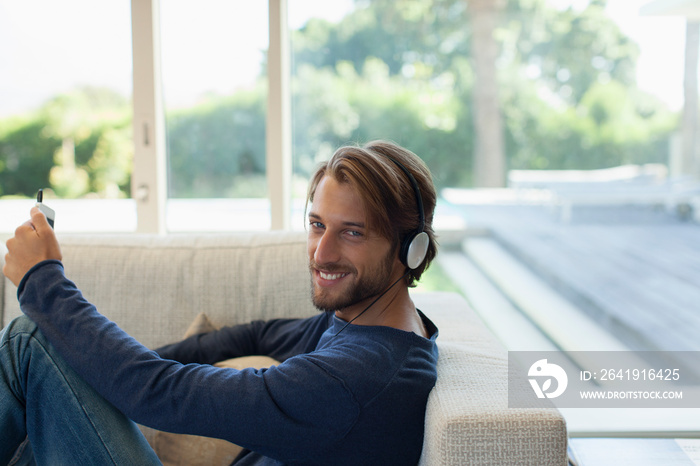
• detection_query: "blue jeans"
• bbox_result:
[0,316,161,465]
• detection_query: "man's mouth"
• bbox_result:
[318,270,349,281]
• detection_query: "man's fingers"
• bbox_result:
[30,206,48,229]
[14,220,35,237]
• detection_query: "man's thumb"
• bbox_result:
[30,206,51,231]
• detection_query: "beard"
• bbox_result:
[309,249,396,313]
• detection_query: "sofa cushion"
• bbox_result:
[154,433,243,466]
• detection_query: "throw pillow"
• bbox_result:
[184,311,218,337]
[152,312,278,466]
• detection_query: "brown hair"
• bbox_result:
[306,140,438,286]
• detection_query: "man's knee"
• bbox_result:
[0,316,46,362]
[1,315,39,342]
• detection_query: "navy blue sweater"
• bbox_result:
[18,261,439,465]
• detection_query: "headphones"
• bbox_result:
[383,156,430,270]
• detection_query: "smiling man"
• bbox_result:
[306,143,436,338]
[2,140,439,465]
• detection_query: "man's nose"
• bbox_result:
[313,231,340,265]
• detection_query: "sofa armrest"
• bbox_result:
[413,293,568,465]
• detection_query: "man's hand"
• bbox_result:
[3,207,62,287]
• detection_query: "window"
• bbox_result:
[0,0,134,232]
[159,0,270,232]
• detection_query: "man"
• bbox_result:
[1,140,439,465]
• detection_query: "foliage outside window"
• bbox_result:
[0,0,683,200]
[289,0,676,191]
[0,88,132,199]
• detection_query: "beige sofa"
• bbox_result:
[1,232,567,465]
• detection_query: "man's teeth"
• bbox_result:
[319,271,347,280]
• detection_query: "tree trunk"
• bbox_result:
[682,21,700,178]
[467,0,505,187]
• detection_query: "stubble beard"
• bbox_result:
[309,250,395,313]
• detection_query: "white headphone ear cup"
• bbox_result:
[406,231,429,270]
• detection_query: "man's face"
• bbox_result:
[307,176,401,314]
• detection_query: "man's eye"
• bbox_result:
[347,230,362,237]
[310,221,324,229]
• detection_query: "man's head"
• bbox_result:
[305,141,438,312]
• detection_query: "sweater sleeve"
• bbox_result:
[17,261,359,462]
[156,313,331,365]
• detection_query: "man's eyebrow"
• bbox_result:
[342,220,366,229]
[307,212,366,229]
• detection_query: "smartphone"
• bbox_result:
[36,189,55,229]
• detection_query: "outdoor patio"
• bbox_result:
[437,181,700,387]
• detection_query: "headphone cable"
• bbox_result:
[333,268,411,337]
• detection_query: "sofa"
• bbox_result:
[1,231,567,465]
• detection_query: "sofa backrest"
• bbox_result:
[2,232,317,349]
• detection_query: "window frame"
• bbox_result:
[130,0,291,233]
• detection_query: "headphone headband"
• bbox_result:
[385,157,426,234]
[381,155,429,270]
